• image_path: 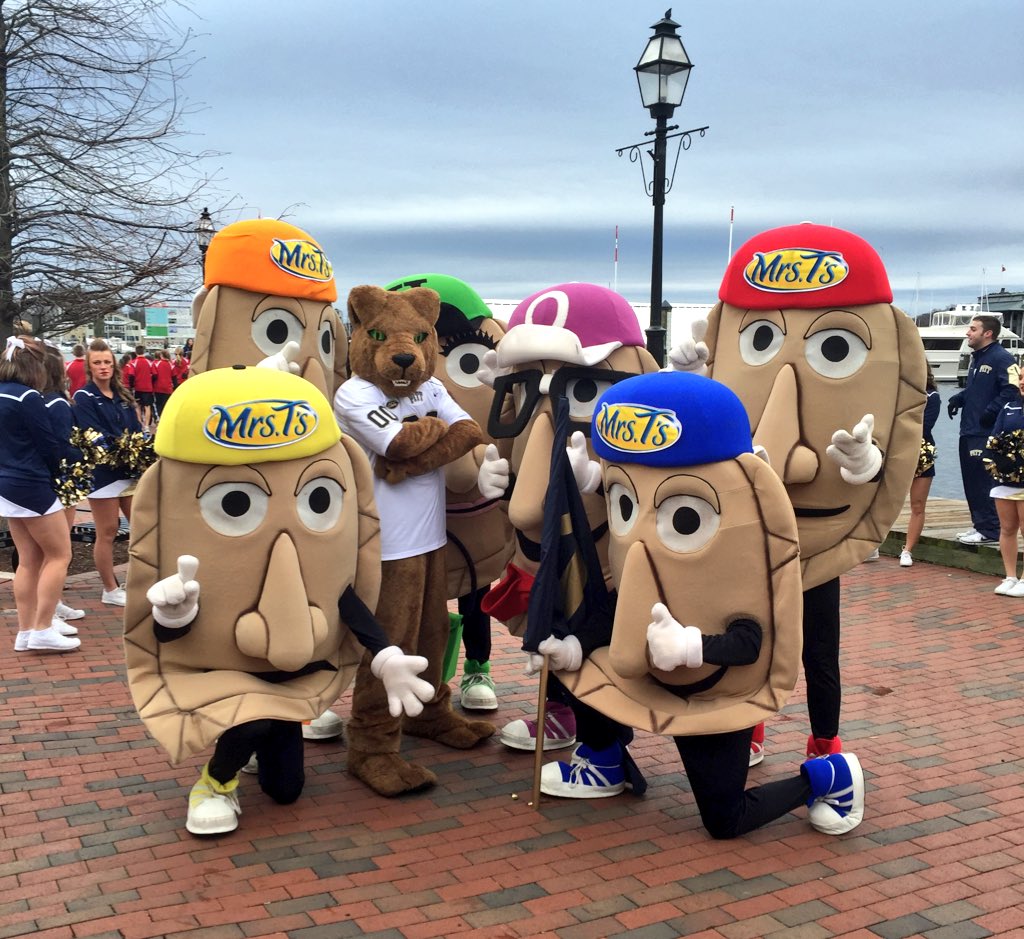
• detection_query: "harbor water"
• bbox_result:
[925,381,965,500]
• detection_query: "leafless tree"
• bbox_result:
[0,0,220,342]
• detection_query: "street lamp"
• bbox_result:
[617,10,707,366]
[195,207,215,277]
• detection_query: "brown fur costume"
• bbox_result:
[336,285,492,796]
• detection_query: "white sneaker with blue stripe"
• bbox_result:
[802,752,865,835]
[540,743,626,798]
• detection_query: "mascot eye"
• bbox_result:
[738,320,785,366]
[251,308,304,357]
[607,482,639,536]
[318,320,335,364]
[199,482,269,537]
[656,495,720,553]
[805,329,869,379]
[444,342,490,389]
[368,329,387,341]
[414,332,428,344]
[565,377,617,422]
[296,477,344,532]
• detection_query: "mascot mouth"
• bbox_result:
[653,666,727,698]
[794,505,850,517]
[392,379,411,388]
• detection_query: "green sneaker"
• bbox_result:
[460,659,497,710]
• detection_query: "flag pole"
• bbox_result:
[529,655,550,808]
[727,205,734,263]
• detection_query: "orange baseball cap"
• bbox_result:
[203,219,337,302]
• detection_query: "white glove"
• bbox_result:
[826,413,883,484]
[147,555,200,629]
[567,431,602,494]
[525,634,584,676]
[478,443,510,499]
[370,646,434,718]
[475,348,499,389]
[257,340,302,375]
[666,317,709,375]
[647,602,703,671]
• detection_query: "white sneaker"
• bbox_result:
[14,630,30,652]
[959,531,997,545]
[1008,579,1024,598]
[460,671,498,710]
[863,548,880,562]
[899,549,913,568]
[101,586,126,606]
[52,617,78,636]
[185,767,241,835]
[994,576,1018,596]
[55,601,85,620]
[301,710,344,741]
[27,625,81,652]
[956,528,978,539]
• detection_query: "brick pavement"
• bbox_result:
[1,557,1023,939]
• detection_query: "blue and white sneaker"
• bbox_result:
[540,743,627,798]
[802,752,865,835]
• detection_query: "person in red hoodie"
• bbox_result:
[130,345,154,430]
[152,349,174,423]
[65,345,87,395]
[172,347,189,388]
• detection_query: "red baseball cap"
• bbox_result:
[720,222,892,309]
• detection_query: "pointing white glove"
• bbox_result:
[647,602,703,671]
[478,443,510,499]
[147,555,200,629]
[666,317,709,375]
[257,339,302,375]
[370,646,434,718]
[567,431,602,494]
[475,348,499,389]
[525,634,584,676]
[826,413,883,484]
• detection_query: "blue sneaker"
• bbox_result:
[540,743,627,798]
[802,752,865,834]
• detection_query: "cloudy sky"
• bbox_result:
[179,1,1023,319]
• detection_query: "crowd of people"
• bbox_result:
[0,333,191,654]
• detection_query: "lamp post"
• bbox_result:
[617,10,707,366]
[195,207,215,277]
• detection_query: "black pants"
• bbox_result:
[960,434,999,539]
[208,719,304,805]
[674,729,810,839]
[802,577,842,742]
[459,585,492,663]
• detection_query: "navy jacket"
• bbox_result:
[73,382,142,489]
[948,342,1017,436]
[992,400,1024,438]
[0,382,63,505]
[922,389,940,446]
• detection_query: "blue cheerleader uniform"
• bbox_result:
[0,381,64,516]
[72,382,142,497]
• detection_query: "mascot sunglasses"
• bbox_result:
[487,365,637,440]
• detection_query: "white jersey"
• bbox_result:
[334,375,473,561]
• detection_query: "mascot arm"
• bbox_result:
[567,431,603,494]
[444,444,485,494]
[826,413,884,484]
[526,634,583,676]
[381,418,484,482]
[384,415,449,460]
[647,603,704,670]
[148,555,200,637]
[701,618,763,666]
[338,586,434,718]
[477,443,511,499]
[667,317,709,376]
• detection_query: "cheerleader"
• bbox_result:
[72,339,142,606]
[0,337,78,653]
[900,364,941,568]
[988,365,1024,597]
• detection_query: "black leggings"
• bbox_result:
[802,577,841,741]
[459,585,492,663]
[208,719,305,805]
[674,729,810,839]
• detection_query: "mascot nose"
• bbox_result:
[752,364,818,485]
[392,352,415,370]
[234,532,329,672]
[509,408,555,534]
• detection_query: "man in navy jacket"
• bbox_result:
[948,314,1018,543]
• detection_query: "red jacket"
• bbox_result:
[153,359,174,394]
[132,355,154,392]
[65,357,86,395]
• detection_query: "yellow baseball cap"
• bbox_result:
[155,366,341,464]
[203,219,337,302]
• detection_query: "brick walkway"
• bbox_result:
[2,556,1023,939]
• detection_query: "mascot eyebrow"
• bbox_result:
[439,327,497,358]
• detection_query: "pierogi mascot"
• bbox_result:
[189,217,351,742]
[333,285,492,797]
[384,273,514,711]
[547,371,865,837]
[672,222,927,761]
[124,367,432,835]
[476,282,659,788]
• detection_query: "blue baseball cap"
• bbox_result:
[592,372,753,467]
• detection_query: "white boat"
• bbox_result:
[917,304,1023,384]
